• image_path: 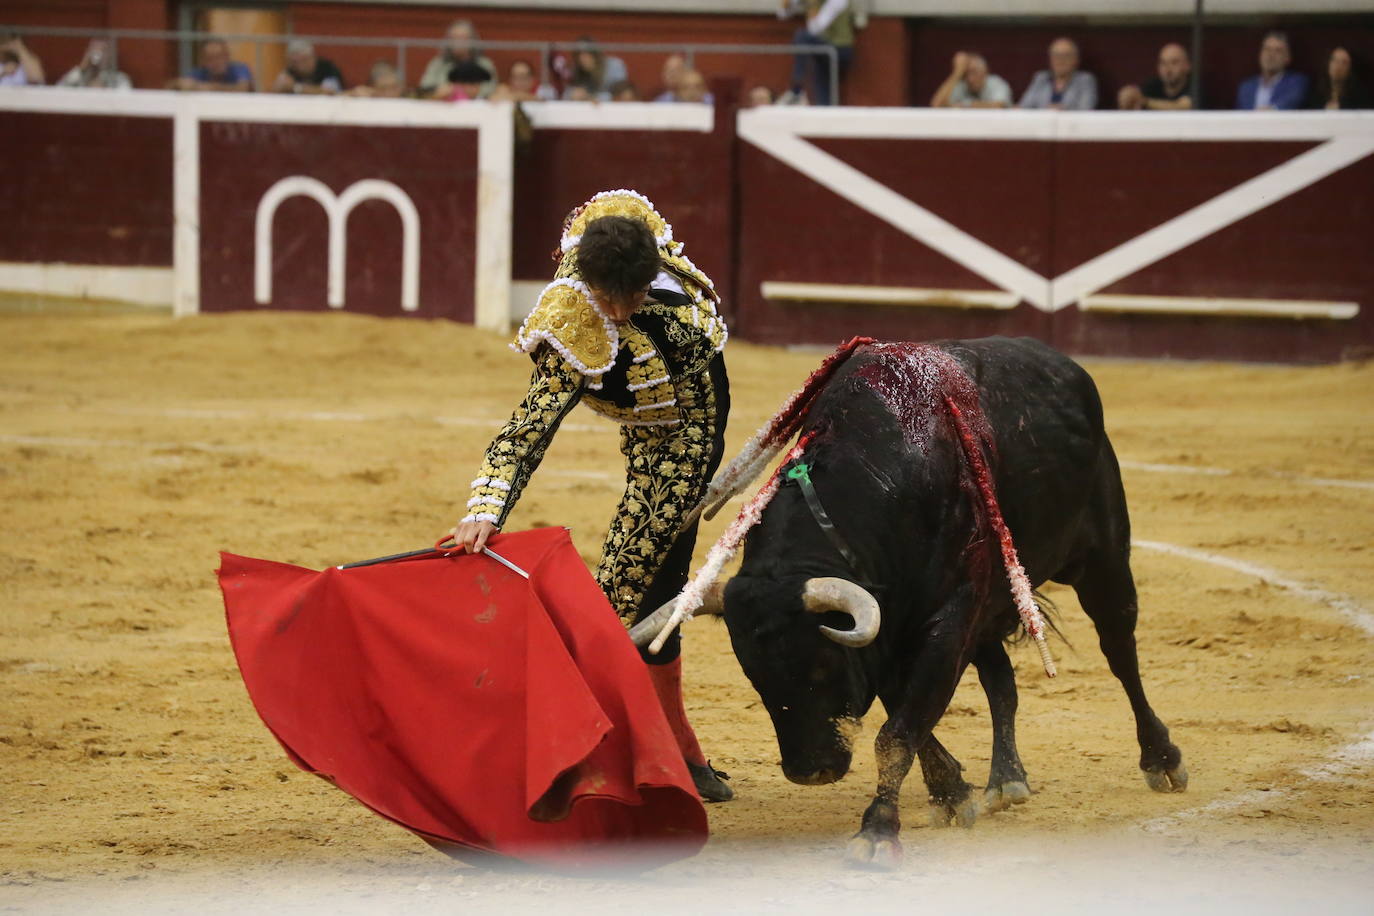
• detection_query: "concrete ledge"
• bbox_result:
[0,263,173,308]
[1079,294,1359,320]
[761,281,1019,310]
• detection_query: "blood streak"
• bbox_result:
[855,342,1054,675]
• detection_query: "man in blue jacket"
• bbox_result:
[1236,31,1309,110]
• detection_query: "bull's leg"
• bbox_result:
[847,620,972,869]
[918,733,979,828]
[1072,551,1187,792]
[973,639,1032,812]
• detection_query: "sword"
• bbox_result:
[337,544,529,579]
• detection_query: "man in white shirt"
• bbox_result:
[931,52,1012,108]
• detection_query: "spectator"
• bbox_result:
[1020,37,1097,110]
[931,52,1012,108]
[564,36,627,100]
[1236,31,1308,110]
[745,84,776,107]
[563,81,595,102]
[778,0,855,106]
[1118,43,1196,111]
[273,40,344,95]
[0,34,45,86]
[346,60,404,98]
[1313,46,1371,110]
[168,38,253,92]
[667,69,712,104]
[490,59,554,102]
[610,80,640,102]
[56,38,131,90]
[653,53,687,102]
[444,61,492,102]
[419,20,496,100]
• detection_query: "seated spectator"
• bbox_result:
[167,38,253,92]
[563,79,596,102]
[490,59,554,102]
[745,85,776,107]
[610,80,640,102]
[56,38,131,90]
[564,36,627,100]
[653,53,687,102]
[659,68,713,104]
[1020,37,1097,110]
[931,52,1012,108]
[272,40,344,95]
[1236,31,1308,110]
[444,61,492,102]
[778,0,855,106]
[0,34,46,86]
[1313,46,1371,110]
[1118,43,1196,110]
[346,60,404,98]
[419,20,496,100]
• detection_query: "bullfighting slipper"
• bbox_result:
[688,760,734,803]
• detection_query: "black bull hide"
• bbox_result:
[718,337,1186,866]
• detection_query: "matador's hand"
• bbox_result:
[453,519,498,554]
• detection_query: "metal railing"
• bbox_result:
[1,25,841,104]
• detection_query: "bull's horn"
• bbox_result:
[802,578,880,648]
[627,581,726,648]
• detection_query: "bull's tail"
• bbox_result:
[685,336,873,528]
[944,396,1058,678]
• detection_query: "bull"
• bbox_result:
[632,337,1186,867]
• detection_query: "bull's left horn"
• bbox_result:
[628,581,726,648]
[802,578,880,648]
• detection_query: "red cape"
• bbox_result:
[218,527,707,868]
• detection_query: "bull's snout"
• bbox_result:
[781,752,852,786]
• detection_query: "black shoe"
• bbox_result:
[688,760,734,803]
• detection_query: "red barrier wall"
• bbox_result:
[0,110,172,266]
[735,135,1055,344]
[734,109,1374,362]
[197,120,480,321]
[4,97,1372,363]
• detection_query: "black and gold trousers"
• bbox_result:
[598,356,729,664]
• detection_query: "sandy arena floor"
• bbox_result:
[1,303,1372,913]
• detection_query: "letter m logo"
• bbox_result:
[254,177,421,311]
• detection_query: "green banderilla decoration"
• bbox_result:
[786,462,812,485]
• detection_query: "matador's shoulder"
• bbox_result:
[512,276,621,377]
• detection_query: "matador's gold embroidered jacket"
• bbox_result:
[462,190,728,528]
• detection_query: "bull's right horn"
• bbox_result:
[802,578,880,648]
[627,580,726,648]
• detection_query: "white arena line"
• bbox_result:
[0,433,246,453]
[1134,539,1374,637]
[1120,459,1374,492]
[1132,539,1374,834]
[1139,728,1374,834]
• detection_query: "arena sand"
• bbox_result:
[1,304,1372,912]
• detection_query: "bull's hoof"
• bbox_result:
[983,780,1031,813]
[928,796,979,829]
[845,834,903,870]
[1143,761,1188,793]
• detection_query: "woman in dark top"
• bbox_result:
[1314,47,1372,110]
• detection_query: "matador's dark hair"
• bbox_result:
[575,215,661,300]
